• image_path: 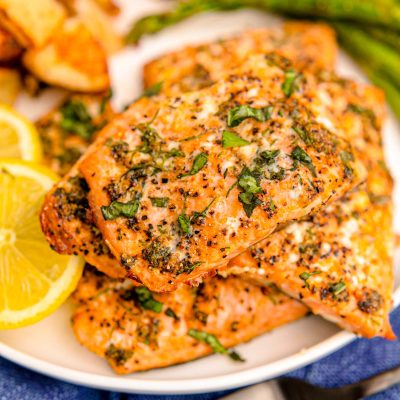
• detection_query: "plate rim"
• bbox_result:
[1,288,399,394]
[0,329,355,394]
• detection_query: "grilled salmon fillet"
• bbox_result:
[227,80,395,338]
[144,22,337,94]
[40,24,340,281]
[71,267,308,374]
[39,93,125,278]
[76,54,364,292]
[37,94,114,176]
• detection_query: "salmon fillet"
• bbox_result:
[37,94,114,176]
[40,23,339,280]
[78,54,365,292]
[39,93,125,278]
[227,80,395,338]
[147,36,395,337]
[144,22,337,93]
[71,266,308,374]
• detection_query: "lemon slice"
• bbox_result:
[0,104,42,162]
[0,159,84,329]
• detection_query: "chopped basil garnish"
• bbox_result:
[222,130,250,148]
[141,81,163,98]
[99,88,113,114]
[227,105,272,127]
[101,200,140,220]
[136,118,161,154]
[340,150,354,178]
[105,344,133,366]
[254,149,284,180]
[166,148,185,158]
[142,240,171,269]
[180,152,208,177]
[178,213,191,234]
[329,280,346,296]
[133,286,163,312]
[150,197,169,208]
[268,198,276,211]
[291,146,317,177]
[237,167,262,217]
[282,69,300,97]
[188,329,245,362]
[238,175,262,194]
[299,271,321,289]
[165,307,179,320]
[259,149,280,164]
[191,198,216,224]
[240,194,262,218]
[60,100,97,140]
[348,103,376,126]
[178,198,216,234]
[268,165,286,181]
[176,260,203,275]
[293,124,314,145]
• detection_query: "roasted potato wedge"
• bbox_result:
[23,18,110,93]
[92,0,119,15]
[0,68,20,104]
[0,0,66,47]
[73,0,122,54]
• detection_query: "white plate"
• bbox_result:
[1,0,400,395]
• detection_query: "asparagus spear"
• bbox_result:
[362,25,400,53]
[126,0,400,43]
[334,22,400,89]
[336,23,400,119]
[366,69,400,120]
[126,0,243,44]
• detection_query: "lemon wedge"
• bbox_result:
[0,159,84,329]
[0,104,42,162]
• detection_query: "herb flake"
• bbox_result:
[227,105,272,127]
[141,81,163,98]
[282,69,300,97]
[340,150,354,178]
[133,286,163,313]
[105,344,133,366]
[329,280,346,296]
[291,146,317,177]
[222,130,250,148]
[101,200,140,220]
[60,100,96,140]
[150,197,169,208]
[299,270,321,289]
[165,307,179,320]
[259,149,280,164]
[178,213,191,234]
[180,153,208,178]
[237,167,263,218]
[188,329,245,362]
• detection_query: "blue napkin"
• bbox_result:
[2,307,400,400]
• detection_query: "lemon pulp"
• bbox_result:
[0,104,42,161]
[0,159,84,329]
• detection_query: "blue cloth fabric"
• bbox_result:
[2,307,400,400]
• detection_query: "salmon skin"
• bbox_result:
[71,266,308,374]
[226,80,395,339]
[77,53,365,292]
